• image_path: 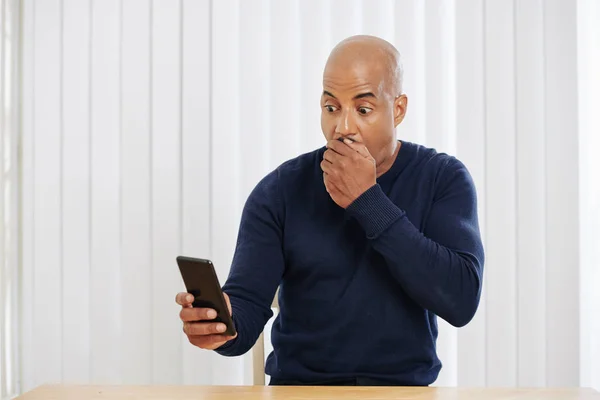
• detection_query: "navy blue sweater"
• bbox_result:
[216,140,484,386]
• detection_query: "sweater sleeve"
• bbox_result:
[345,159,484,327]
[214,170,285,356]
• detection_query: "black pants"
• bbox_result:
[269,377,419,386]
[270,378,357,386]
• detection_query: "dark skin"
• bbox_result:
[321,35,408,208]
[176,292,236,350]
[176,35,408,349]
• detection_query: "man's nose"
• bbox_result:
[335,109,357,135]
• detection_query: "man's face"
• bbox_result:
[320,60,403,165]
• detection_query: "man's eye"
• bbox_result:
[358,107,372,115]
[324,105,337,113]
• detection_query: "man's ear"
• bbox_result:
[393,94,408,127]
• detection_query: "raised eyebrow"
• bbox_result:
[353,92,376,100]
[322,91,377,100]
[322,90,337,99]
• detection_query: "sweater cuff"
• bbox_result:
[346,184,404,239]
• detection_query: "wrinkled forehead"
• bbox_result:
[322,59,390,98]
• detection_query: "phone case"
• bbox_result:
[176,255,237,336]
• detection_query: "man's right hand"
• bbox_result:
[176,292,237,350]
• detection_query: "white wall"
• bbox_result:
[16,0,598,392]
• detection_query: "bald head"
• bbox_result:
[324,35,404,97]
[320,35,408,171]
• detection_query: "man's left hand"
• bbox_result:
[320,138,377,209]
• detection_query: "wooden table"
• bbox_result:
[15,385,600,399]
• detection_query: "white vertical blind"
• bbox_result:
[239,0,271,195]
[299,0,331,152]
[180,0,212,386]
[331,0,361,42]
[90,0,122,384]
[32,0,62,387]
[62,0,91,385]
[484,0,518,387]
[269,0,301,167]
[13,0,599,392]
[120,0,151,385]
[210,0,246,385]
[0,0,20,398]
[454,0,486,387]
[150,0,182,385]
[544,0,580,387]
[19,0,34,392]
[578,0,600,392]
[515,0,546,387]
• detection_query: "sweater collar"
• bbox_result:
[376,140,414,189]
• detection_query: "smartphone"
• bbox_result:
[176,255,237,336]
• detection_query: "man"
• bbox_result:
[176,35,484,386]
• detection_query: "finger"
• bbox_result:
[320,159,334,174]
[323,173,332,194]
[183,321,228,336]
[342,138,371,158]
[222,292,233,316]
[176,292,194,306]
[188,335,219,349]
[326,139,353,156]
[322,149,340,164]
[180,307,218,322]
[323,173,341,193]
[188,334,237,350]
[188,334,237,343]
